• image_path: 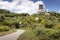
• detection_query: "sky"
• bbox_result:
[0,0,60,14]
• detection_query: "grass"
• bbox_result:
[17,15,60,40]
[0,9,60,40]
[0,29,16,36]
[17,27,60,40]
[17,29,39,40]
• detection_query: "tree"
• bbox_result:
[19,13,30,16]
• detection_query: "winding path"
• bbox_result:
[0,30,25,40]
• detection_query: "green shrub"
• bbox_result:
[13,22,20,29]
[0,26,10,32]
[58,18,60,22]
[36,29,60,40]
[0,16,5,22]
[54,24,60,29]
[44,23,54,28]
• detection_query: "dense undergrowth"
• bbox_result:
[0,9,60,40]
[17,12,60,40]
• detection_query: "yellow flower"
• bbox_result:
[41,19,46,25]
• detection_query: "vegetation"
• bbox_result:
[0,29,16,36]
[0,9,60,40]
[0,9,30,36]
[17,12,60,40]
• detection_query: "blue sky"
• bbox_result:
[0,0,60,14]
[3,0,60,12]
[33,0,60,12]
[43,0,60,12]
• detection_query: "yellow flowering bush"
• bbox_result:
[55,24,60,29]
[41,19,46,25]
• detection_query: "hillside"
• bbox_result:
[17,12,60,40]
[0,9,60,40]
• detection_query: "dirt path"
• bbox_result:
[0,30,25,40]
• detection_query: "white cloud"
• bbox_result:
[0,0,44,15]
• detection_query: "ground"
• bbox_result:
[0,30,25,40]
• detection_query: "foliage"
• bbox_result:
[17,12,60,40]
[36,28,60,40]
[0,26,10,32]
[0,16,5,22]
[0,9,60,40]
[44,23,54,28]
